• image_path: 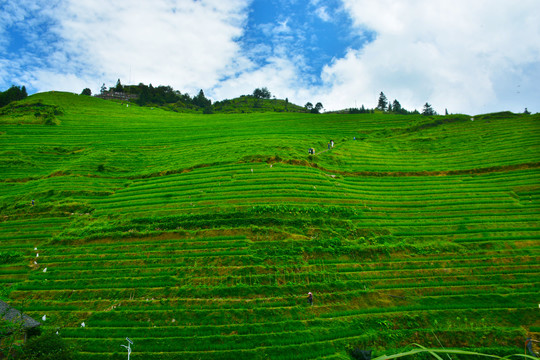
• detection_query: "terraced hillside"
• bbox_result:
[1,92,539,359]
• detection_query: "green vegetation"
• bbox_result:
[0,101,63,125]
[213,95,305,113]
[0,85,28,108]
[0,91,538,359]
[96,82,308,114]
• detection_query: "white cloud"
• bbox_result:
[211,56,306,102]
[2,0,251,95]
[315,7,331,22]
[276,19,291,33]
[62,0,250,94]
[318,0,540,113]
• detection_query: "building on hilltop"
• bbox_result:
[95,91,138,101]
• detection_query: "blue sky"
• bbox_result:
[1,0,539,114]
[238,0,372,86]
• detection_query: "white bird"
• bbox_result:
[56,331,59,335]
[34,247,37,251]
[34,261,37,265]
[42,315,46,321]
[43,267,47,273]
[251,168,253,173]
[81,322,85,327]
[36,253,39,257]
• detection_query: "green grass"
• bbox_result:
[0,92,539,359]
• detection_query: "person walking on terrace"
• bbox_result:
[307,292,313,306]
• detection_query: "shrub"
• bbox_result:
[0,251,23,264]
[22,333,76,360]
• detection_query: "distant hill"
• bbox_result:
[92,83,309,114]
[212,95,306,113]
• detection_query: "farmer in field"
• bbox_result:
[307,292,313,306]
[31,199,34,206]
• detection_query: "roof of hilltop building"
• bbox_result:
[0,300,41,331]
[95,91,138,101]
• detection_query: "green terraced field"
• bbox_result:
[1,92,539,359]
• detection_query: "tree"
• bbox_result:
[314,102,323,113]
[0,316,26,359]
[253,87,271,99]
[304,102,313,111]
[422,102,436,116]
[21,333,75,360]
[81,88,92,96]
[392,99,402,113]
[114,79,123,92]
[202,105,214,114]
[0,300,41,360]
[137,85,150,105]
[387,102,392,112]
[524,108,531,115]
[0,85,29,107]
[100,83,107,94]
[193,89,211,109]
[377,92,388,111]
[261,87,271,99]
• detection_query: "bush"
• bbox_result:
[22,333,76,360]
[0,251,23,264]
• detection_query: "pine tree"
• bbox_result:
[392,99,402,113]
[377,92,388,111]
[115,79,123,92]
[193,89,211,108]
[422,103,436,116]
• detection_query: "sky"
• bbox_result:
[1,0,539,114]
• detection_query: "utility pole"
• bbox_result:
[121,337,133,360]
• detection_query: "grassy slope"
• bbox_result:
[0,92,539,359]
[212,96,306,113]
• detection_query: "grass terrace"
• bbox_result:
[0,92,539,359]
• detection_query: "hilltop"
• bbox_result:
[92,83,311,114]
[0,92,539,359]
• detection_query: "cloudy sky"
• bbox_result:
[1,0,539,114]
